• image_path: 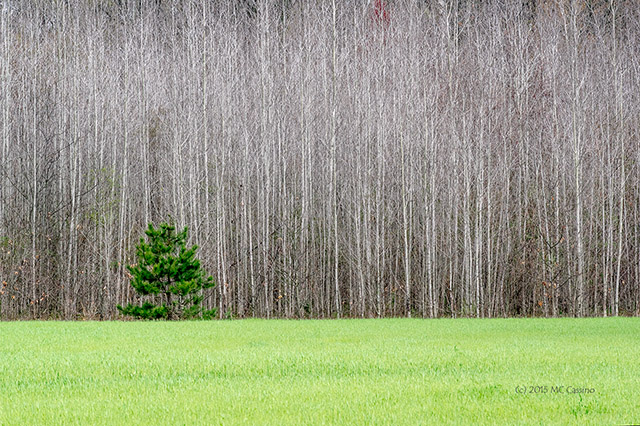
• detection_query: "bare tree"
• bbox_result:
[1,0,639,319]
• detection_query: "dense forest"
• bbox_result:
[0,0,638,319]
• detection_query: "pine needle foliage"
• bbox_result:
[117,222,216,320]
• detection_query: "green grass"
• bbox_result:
[0,318,638,425]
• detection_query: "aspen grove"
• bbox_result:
[0,0,639,319]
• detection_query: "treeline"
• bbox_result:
[0,0,638,319]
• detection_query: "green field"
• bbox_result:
[0,318,638,425]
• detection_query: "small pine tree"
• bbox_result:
[117,222,216,320]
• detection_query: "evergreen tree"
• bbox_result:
[117,222,216,320]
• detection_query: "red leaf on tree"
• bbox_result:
[372,0,390,27]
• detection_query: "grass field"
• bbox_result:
[0,318,638,425]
